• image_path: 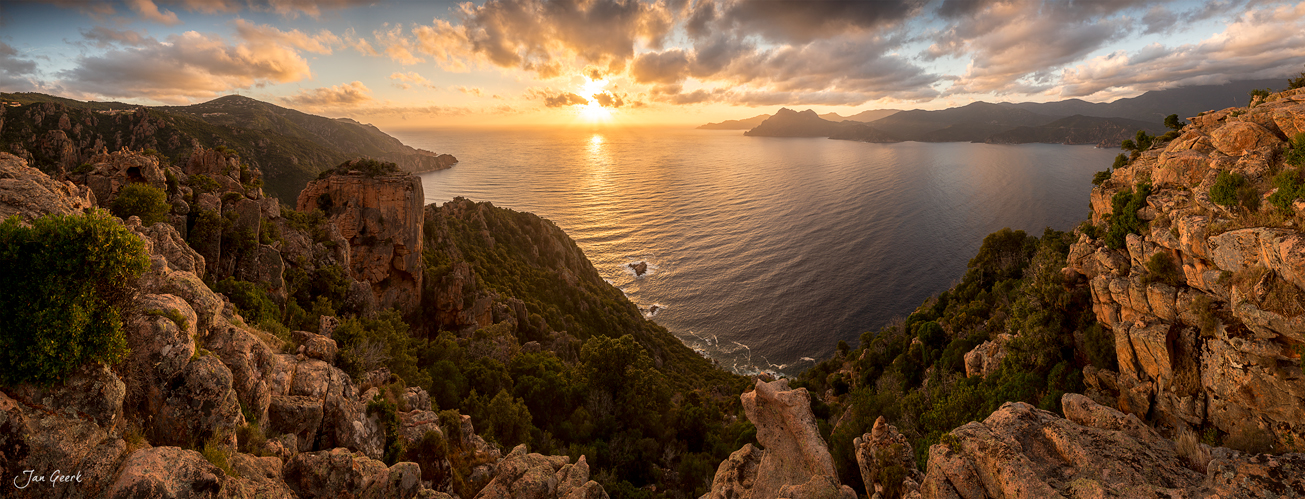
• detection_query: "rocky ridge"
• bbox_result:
[0,152,598,499]
[1067,87,1305,451]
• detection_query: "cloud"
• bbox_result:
[455,86,484,96]
[527,88,590,107]
[375,24,423,65]
[127,0,182,25]
[407,0,676,78]
[233,19,340,53]
[713,0,927,44]
[58,30,316,103]
[631,49,690,84]
[591,91,625,107]
[925,0,1141,94]
[390,71,435,90]
[1058,3,1305,97]
[0,42,41,90]
[80,26,148,47]
[281,81,373,107]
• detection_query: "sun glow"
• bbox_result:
[577,77,613,123]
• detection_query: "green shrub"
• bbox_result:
[1209,170,1259,210]
[319,158,400,179]
[1289,66,1305,90]
[1104,182,1151,249]
[213,278,280,326]
[1092,169,1112,186]
[187,174,221,194]
[1250,88,1272,102]
[0,210,148,385]
[367,393,405,465]
[145,308,190,332]
[201,432,240,477]
[110,183,170,225]
[1112,153,1129,169]
[1165,114,1186,131]
[1143,252,1185,287]
[1083,323,1117,370]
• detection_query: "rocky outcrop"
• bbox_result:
[855,417,922,499]
[921,394,1305,498]
[297,172,424,314]
[745,108,846,138]
[474,444,608,499]
[0,151,95,221]
[962,333,1013,378]
[283,448,428,499]
[82,148,168,209]
[1068,87,1305,451]
[704,379,857,499]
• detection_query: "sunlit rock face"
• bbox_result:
[1067,87,1305,452]
[297,171,425,315]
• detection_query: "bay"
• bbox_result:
[388,126,1119,375]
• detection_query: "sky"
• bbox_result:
[2,0,1305,127]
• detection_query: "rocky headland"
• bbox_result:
[4,85,1305,499]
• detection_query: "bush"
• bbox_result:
[1104,182,1151,249]
[1165,114,1186,131]
[1209,170,1259,211]
[213,278,280,326]
[110,183,170,225]
[1092,169,1112,186]
[1289,66,1305,90]
[1250,88,1272,102]
[319,158,400,179]
[0,210,148,385]
[1143,252,1184,287]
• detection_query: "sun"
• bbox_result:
[577,77,613,123]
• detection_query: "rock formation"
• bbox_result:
[704,379,857,499]
[474,444,608,499]
[0,154,592,499]
[1067,87,1305,451]
[921,393,1305,498]
[855,417,922,499]
[297,171,424,314]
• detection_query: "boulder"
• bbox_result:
[105,447,225,499]
[1209,121,1283,156]
[283,447,430,499]
[962,334,1012,378]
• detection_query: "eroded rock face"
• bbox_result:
[296,172,424,314]
[0,152,95,221]
[962,333,1013,378]
[921,394,1305,499]
[283,447,427,499]
[83,148,168,208]
[1068,90,1305,451]
[704,379,856,499]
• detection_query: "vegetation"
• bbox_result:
[792,227,1098,491]
[0,210,149,385]
[1120,130,1155,157]
[1289,66,1305,90]
[1250,88,1272,102]
[318,158,400,179]
[1164,114,1186,131]
[1269,133,1305,210]
[1209,170,1258,211]
[1142,252,1184,287]
[110,183,171,225]
[1104,182,1152,249]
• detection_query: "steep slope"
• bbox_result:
[1067,87,1305,451]
[698,114,771,130]
[984,114,1168,146]
[864,102,1057,140]
[1002,79,1282,123]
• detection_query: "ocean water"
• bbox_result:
[388,126,1119,375]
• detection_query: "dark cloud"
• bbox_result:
[412,0,675,77]
[281,81,373,107]
[528,89,590,107]
[631,49,690,84]
[58,30,314,103]
[592,91,625,107]
[935,0,997,19]
[715,0,926,44]
[0,42,39,90]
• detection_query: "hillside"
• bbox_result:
[984,114,1168,146]
[0,93,456,204]
[743,108,851,137]
[697,114,771,130]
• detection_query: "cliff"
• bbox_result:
[0,93,456,204]
[1066,86,1305,451]
[297,165,425,315]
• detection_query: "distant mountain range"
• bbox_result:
[0,93,455,203]
[724,79,1282,146]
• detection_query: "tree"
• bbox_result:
[1288,66,1305,90]
[1164,114,1186,131]
[110,183,170,225]
[0,210,149,385]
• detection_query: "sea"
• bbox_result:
[388,126,1120,376]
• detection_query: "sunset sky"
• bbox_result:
[3,0,1305,127]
